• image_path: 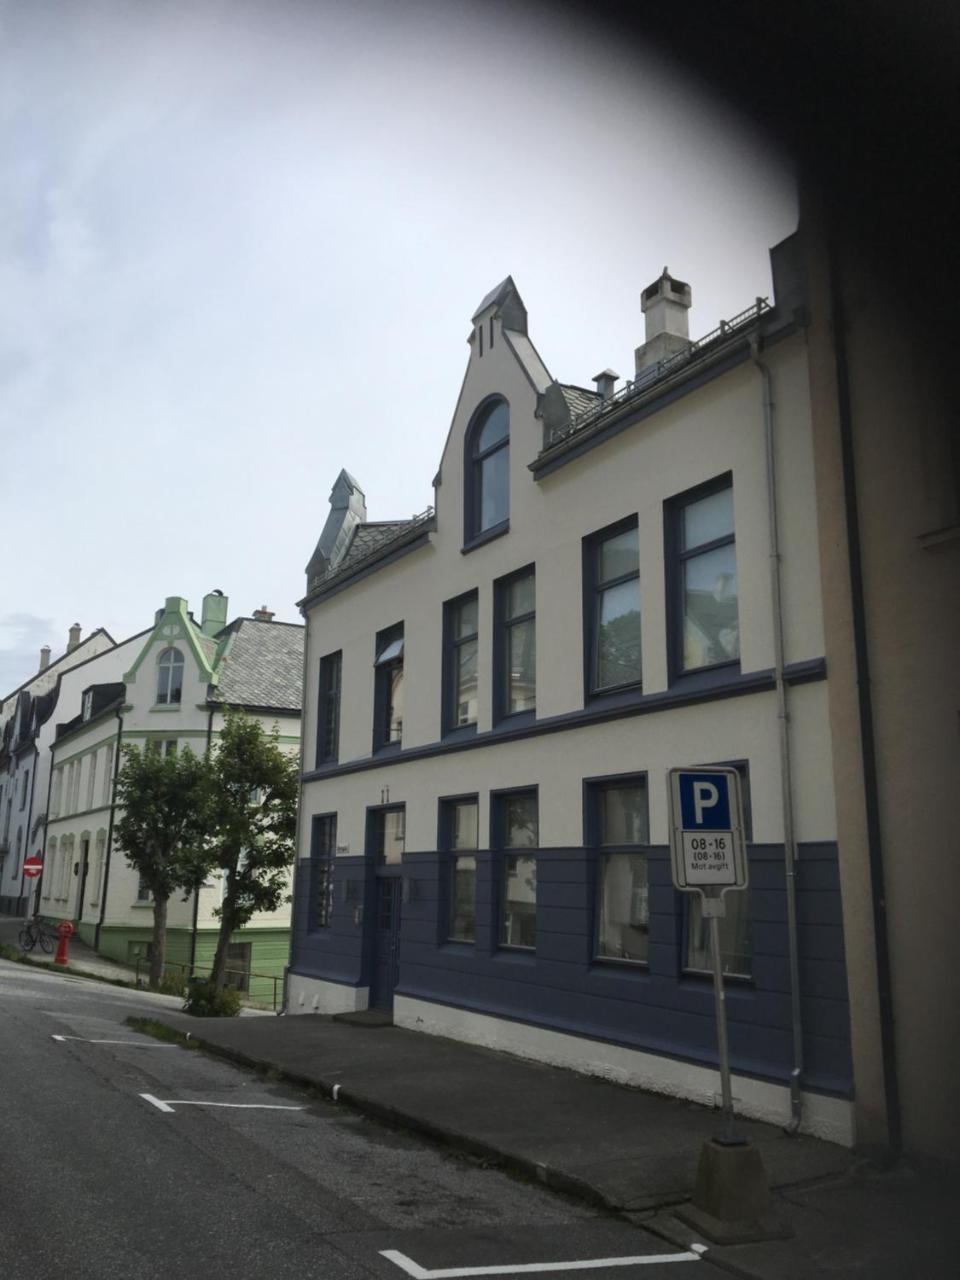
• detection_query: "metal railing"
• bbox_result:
[134,957,282,1011]
[543,297,772,449]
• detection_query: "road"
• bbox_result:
[0,960,725,1280]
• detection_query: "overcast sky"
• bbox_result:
[0,0,796,694]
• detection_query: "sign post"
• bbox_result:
[668,767,748,1140]
[22,854,43,879]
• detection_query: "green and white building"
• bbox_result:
[41,591,303,1002]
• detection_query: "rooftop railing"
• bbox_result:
[544,296,771,450]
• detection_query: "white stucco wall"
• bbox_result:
[299,321,829,860]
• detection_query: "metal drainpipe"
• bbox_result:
[36,741,56,914]
[750,330,805,1132]
[95,708,124,951]
[19,743,40,915]
[16,744,40,914]
[190,707,215,972]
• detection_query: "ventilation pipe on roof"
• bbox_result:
[635,267,693,375]
[67,624,81,652]
[592,369,619,402]
[39,646,51,672]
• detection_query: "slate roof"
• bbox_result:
[339,521,416,572]
[305,513,436,600]
[558,383,601,419]
[54,684,126,741]
[195,631,219,670]
[211,619,304,711]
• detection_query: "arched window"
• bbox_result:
[465,398,509,542]
[156,648,184,705]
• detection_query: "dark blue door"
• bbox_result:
[370,876,401,1011]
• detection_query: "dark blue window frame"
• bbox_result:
[491,785,539,953]
[438,793,480,946]
[463,396,510,552]
[315,650,342,767]
[310,813,337,931]
[372,623,404,755]
[493,563,536,727]
[582,515,642,703]
[664,472,740,685]
[583,771,651,969]
[442,590,479,740]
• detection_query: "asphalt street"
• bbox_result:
[0,960,726,1280]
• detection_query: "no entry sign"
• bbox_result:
[23,855,43,879]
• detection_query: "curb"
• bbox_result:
[147,1016,629,1213]
[1,949,138,989]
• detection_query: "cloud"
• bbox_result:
[0,612,58,695]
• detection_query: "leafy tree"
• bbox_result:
[192,712,299,990]
[113,743,210,989]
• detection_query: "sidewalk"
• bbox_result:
[0,912,138,983]
[139,1008,957,1277]
[0,914,272,1015]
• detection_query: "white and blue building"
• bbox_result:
[288,237,855,1145]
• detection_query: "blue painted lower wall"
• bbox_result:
[290,842,853,1097]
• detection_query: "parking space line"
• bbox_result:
[139,1093,305,1114]
[379,1244,708,1277]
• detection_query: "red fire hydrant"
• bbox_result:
[54,920,75,967]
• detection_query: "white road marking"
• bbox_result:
[141,1094,176,1113]
[52,1034,175,1046]
[379,1244,707,1277]
[138,1093,304,1113]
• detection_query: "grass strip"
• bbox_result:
[126,1016,198,1048]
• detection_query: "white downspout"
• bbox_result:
[750,329,805,1132]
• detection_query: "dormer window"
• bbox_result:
[156,648,184,705]
[82,691,93,721]
[465,398,509,545]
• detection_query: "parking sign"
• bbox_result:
[668,767,748,894]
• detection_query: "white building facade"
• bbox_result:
[0,626,118,916]
[289,239,854,1144]
[42,593,303,1002]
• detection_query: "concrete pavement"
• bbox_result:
[138,1008,957,1278]
[0,911,139,983]
[133,1010,851,1211]
[0,914,272,1013]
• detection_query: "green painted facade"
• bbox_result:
[96,923,290,1006]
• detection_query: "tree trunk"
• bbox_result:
[149,894,168,989]
[210,870,235,989]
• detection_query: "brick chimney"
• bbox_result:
[635,267,692,375]
[67,624,81,652]
[39,646,51,672]
[253,605,275,621]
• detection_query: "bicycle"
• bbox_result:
[19,917,54,955]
